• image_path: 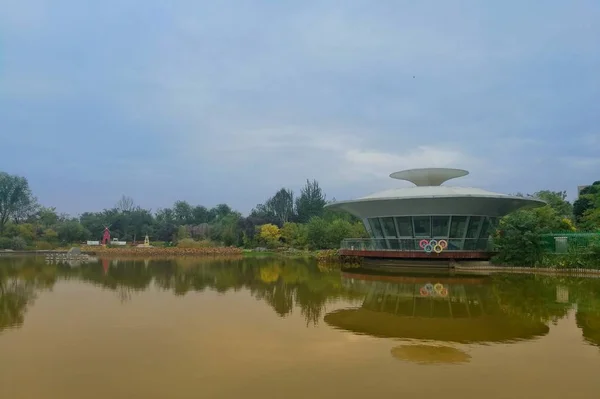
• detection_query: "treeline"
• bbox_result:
[0,172,366,250]
[493,185,600,267]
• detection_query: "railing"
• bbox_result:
[340,238,494,252]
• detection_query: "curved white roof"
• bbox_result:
[358,186,521,200]
[325,168,546,218]
[390,168,468,186]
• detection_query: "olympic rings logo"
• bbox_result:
[419,283,448,297]
[419,239,448,253]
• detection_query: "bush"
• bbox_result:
[34,241,54,250]
[0,237,12,249]
[177,238,214,248]
[10,237,27,250]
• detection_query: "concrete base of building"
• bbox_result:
[339,249,493,260]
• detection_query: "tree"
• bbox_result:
[493,210,545,267]
[258,224,281,248]
[37,207,59,228]
[211,212,242,246]
[192,205,210,224]
[266,188,295,225]
[574,182,600,222]
[306,217,329,249]
[295,180,326,223]
[0,172,37,231]
[56,220,89,244]
[115,195,135,213]
[281,222,308,248]
[532,190,573,219]
[173,201,193,224]
[581,208,600,231]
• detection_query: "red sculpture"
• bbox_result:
[102,227,111,245]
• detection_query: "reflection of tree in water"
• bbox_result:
[0,257,57,332]
[5,255,600,332]
[490,275,571,324]
[0,279,36,332]
[576,311,600,347]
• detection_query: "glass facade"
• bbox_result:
[364,215,498,251]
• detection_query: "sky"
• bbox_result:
[1,0,599,216]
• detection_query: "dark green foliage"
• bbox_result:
[493,211,545,267]
[0,172,38,231]
[295,180,326,223]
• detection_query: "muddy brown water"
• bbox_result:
[1,256,600,398]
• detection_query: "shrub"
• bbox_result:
[176,238,214,248]
[34,241,54,250]
[10,237,27,250]
[0,237,12,249]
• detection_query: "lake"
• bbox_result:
[1,256,600,399]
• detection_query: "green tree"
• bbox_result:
[56,220,89,244]
[266,188,295,225]
[36,207,59,228]
[0,172,38,231]
[211,212,242,246]
[306,217,329,249]
[574,182,600,222]
[281,222,308,248]
[532,190,573,218]
[174,201,193,224]
[295,180,326,223]
[493,210,545,267]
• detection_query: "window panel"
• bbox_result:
[368,218,384,238]
[466,216,482,239]
[380,217,397,237]
[449,216,468,238]
[395,217,413,237]
[413,216,431,237]
[431,216,450,237]
[478,218,491,239]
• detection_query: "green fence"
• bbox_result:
[541,232,600,254]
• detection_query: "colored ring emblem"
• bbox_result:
[439,288,448,297]
[424,283,434,293]
[419,287,429,296]
[434,283,444,293]
[420,239,447,253]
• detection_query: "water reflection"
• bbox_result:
[324,271,557,343]
[390,344,472,365]
[1,256,600,347]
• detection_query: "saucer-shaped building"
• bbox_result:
[325,168,545,260]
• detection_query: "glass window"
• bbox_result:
[431,216,450,237]
[478,218,491,239]
[380,217,397,237]
[449,216,468,238]
[368,218,384,238]
[395,217,413,236]
[466,216,482,239]
[413,216,431,237]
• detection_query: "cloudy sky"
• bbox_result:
[1,0,598,215]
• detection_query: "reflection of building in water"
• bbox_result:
[556,285,569,303]
[325,271,550,343]
[391,344,471,365]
